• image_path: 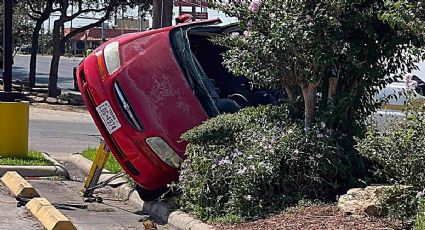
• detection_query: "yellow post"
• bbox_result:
[0,102,29,157]
[82,141,110,197]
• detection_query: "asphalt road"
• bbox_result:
[12,54,83,90]
[29,107,101,159]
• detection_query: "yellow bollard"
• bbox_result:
[0,102,29,157]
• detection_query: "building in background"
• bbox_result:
[175,0,209,20]
[64,26,137,55]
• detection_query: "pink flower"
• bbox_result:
[248,0,261,13]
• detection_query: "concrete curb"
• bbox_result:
[0,171,39,198]
[0,152,69,179]
[1,171,76,229]
[68,153,126,186]
[69,153,214,230]
[26,198,76,230]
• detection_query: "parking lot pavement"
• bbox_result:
[0,184,42,230]
[29,107,101,159]
[28,179,170,230]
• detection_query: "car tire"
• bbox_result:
[73,66,79,91]
[135,185,170,201]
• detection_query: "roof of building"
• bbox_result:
[64,27,138,41]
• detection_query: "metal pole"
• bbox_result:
[160,0,164,27]
[191,0,196,21]
[101,22,105,42]
[3,0,13,92]
[138,6,141,31]
[121,7,124,35]
[70,2,73,29]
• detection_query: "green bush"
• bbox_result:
[356,99,425,187]
[377,185,418,221]
[173,105,353,222]
[416,197,425,229]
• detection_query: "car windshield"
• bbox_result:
[170,24,281,117]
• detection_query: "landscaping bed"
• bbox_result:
[216,204,404,230]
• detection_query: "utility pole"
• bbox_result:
[152,0,173,29]
[101,22,105,42]
[191,0,196,21]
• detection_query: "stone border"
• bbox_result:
[0,152,69,178]
[69,153,214,230]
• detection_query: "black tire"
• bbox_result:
[135,185,169,201]
[73,66,79,91]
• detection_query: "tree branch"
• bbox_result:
[67,7,110,21]
[26,0,43,15]
[62,11,111,42]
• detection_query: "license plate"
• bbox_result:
[96,100,121,134]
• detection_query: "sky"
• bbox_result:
[43,5,238,32]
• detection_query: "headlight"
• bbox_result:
[103,41,121,74]
[145,137,183,168]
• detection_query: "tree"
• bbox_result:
[0,1,34,51]
[26,0,58,88]
[214,0,425,134]
[152,0,173,29]
[47,0,151,97]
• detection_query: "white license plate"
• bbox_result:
[96,100,121,134]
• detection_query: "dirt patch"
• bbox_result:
[30,102,88,114]
[216,204,407,230]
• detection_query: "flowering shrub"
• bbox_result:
[356,99,425,188]
[173,105,352,222]
[212,0,425,131]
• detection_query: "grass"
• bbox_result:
[81,147,123,174]
[0,150,53,166]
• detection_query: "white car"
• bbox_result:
[374,76,425,126]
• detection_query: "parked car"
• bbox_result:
[73,65,80,91]
[20,44,32,54]
[76,19,279,200]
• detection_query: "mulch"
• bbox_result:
[215,205,409,230]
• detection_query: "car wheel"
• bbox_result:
[73,67,79,91]
[135,185,170,201]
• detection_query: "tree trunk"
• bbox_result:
[48,21,62,97]
[284,86,294,104]
[327,77,338,107]
[301,83,319,129]
[152,0,173,28]
[29,20,43,88]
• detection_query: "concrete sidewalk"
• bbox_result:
[30,179,170,230]
[0,184,42,230]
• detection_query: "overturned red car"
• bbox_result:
[76,19,278,200]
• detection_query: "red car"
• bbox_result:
[76,19,277,200]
